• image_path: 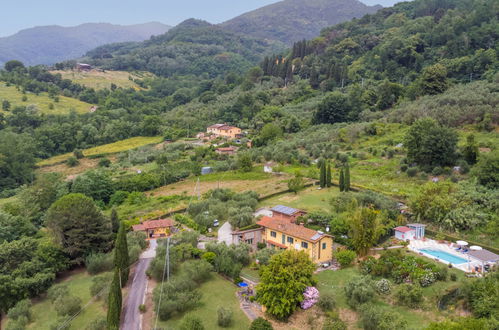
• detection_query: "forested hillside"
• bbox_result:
[82,19,284,77]
[220,0,381,44]
[0,22,171,66]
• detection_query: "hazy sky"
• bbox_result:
[0,0,404,37]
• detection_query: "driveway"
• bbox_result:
[217,222,233,246]
[122,239,157,330]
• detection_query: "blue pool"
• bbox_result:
[419,249,468,265]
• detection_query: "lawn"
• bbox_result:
[50,70,153,90]
[259,186,341,213]
[4,270,108,330]
[0,82,92,115]
[37,136,164,166]
[157,274,250,330]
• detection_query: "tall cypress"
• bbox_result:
[107,268,122,330]
[339,168,345,192]
[110,208,119,234]
[326,164,332,188]
[345,164,351,192]
[319,160,326,188]
[114,223,130,287]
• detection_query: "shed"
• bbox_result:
[201,167,213,175]
[394,226,416,241]
[407,223,426,239]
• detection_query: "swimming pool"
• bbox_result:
[419,249,468,265]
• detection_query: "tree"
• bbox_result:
[419,63,448,95]
[339,168,345,192]
[110,208,120,234]
[335,250,356,268]
[114,223,130,287]
[288,172,305,194]
[250,317,273,330]
[0,131,36,190]
[349,206,383,256]
[319,160,326,188]
[180,315,204,330]
[71,170,115,203]
[4,60,25,72]
[471,152,499,189]
[462,134,479,165]
[359,303,407,330]
[2,100,11,111]
[107,269,122,330]
[404,118,458,167]
[237,153,253,173]
[217,307,233,327]
[314,92,352,124]
[344,164,350,191]
[257,250,316,320]
[344,276,375,307]
[257,123,283,146]
[0,210,36,243]
[45,194,111,265]
[326,164,332,188]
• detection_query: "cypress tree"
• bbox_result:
[114,223,130,287]
[339,168,345,192]
[110,208,119,234]
[107,268,122,330]
[319,160,326,188]
[326,164,332,188]
[345,164,351,192]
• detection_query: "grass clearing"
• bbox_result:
[157,274,250,330]
[37,136,164,166]
[259,186,340,212]
[50,70,153,90]
[0,82,92,115]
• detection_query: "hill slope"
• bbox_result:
[0,22,171,66]
[220,0,381,44]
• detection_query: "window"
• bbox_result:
[245,239,253,245]
[270,231,276,238]
[322,242,327,250]
[301,242,309,249]
[287,237,294,244]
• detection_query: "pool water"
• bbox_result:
[419,249,468,265]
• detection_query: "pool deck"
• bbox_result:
[409,239,481,272]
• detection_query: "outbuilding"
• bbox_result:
[394,226,416,241]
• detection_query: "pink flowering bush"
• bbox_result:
[301,286,319,309]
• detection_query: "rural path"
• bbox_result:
[122,239,157,330]
[218,222,233,246]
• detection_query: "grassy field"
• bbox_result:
[259,186,340,213]
[37,136,164,166]
[3,271,108,330]
[0,82,92,115]
[50,70,153,90]
[157,274,250,330]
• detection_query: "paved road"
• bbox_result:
[217,222,233,246]
[122,239,157,330]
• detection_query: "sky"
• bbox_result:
[0,0,404,37]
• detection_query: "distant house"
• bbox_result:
[257,216,333,263]
[132,219,176,238]
[270,205,307,223]
[207,124,242,139]
[216,146,238,155]
[264,162,275,173]
[201,167,213,175]
[76,63,92,71]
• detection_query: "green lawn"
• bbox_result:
[50,70,153,90]
[37,136,164,166]
[157,274,250,330]
[198,168,272,182]
[6,271,108,330]
[0,82,92,115]
[259,186,341,213]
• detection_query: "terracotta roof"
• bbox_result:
[132,219,175,231]
[257,217,329,242]
[267,240,288,249]
[217,147,237,152]
[394,226,414,233]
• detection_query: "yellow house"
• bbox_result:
[207,124,242,139]
[132,219,175,238]
[257,216,333,263]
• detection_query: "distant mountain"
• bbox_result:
[220,0,382,44]
[82,19,284,77]
[0,22,171,66]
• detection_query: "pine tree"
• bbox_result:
[345,164,351,192]
[110,208,119,234]
[114,223,130,288]
[339,168,345,192]
[326,164,332,188]
[107,268,122,330]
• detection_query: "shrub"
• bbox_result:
[450,273,457,281]
[217,307,233,327]
[359,303,407,330]
[407,167,418,177]
[257,242,266,250]
[375,279,391,295]
[85,253,113,275]
[436,267,448,281]
[139,304,146,313]
[7,299,32,321]
[395,284,423,308]
[179,315,204,330]
[317,293,336,311]
[73,149,84,159]
[250,317,273,330]
[432,166,443,176]
[6,316,29,330]
[47,284,69,303]
[85,317,106,330]
[109,190,129,206]
[90,273,112,299]
[54,295,82,316]
[335,250,356,268]
[301,286,320,310]
[201,251,216,265]
[50,317,71,330]
[344,276,375,308]
[400,164,408,172]
[98,158,111,167]
[66,156,79,167]
[322,312,347,330]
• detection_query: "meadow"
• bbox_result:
[50,70,153,90]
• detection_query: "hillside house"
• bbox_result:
[216,146,238,155]
[231,227,263,251]
[76,63,92,71]
[270,205,307,223]
[207,124,242,139]
[257,216,333,263]
[132,219,176,238]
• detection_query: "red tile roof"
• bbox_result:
[257,216,330,242]
[267,240,288,249]
[132,219,175,231]
[394,226,414,233]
